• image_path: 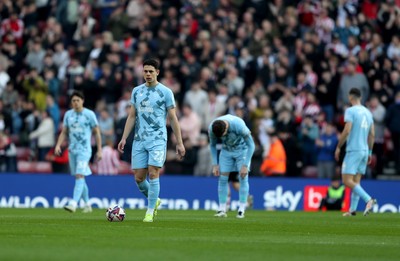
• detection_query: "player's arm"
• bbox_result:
[335,121,352,161]
[118,105,136,153]
[240,133,255,178]
[209,130,218,166]
[93,125,102,161]
[168,107,186,159]
[55,126,68,156]
[367,123,375,164]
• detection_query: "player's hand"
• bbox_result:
[54,145,62,156]
[240,165,248,178]
[118,139,126,153]
[212,165,220,177]
[176,143,185,160]
[96,150,102,161]
[334,147,340,162]
[367,155,372,165]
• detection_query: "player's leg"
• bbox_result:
[341,152,359,216]
[132,140,150,198]
[236,152,249,218]
[146,165,161,215]
[215,172,229,217]
[215,150,233,217]
[237,175,249,218]
[134,168,149,197]
[342,152,375,216]
[64,153,88,212]
[77,154,93,212]
[356,152,376,215]
[142,141,165,222]
[227,172,239,211]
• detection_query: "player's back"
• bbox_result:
[345,105,373,152]
[214,114,251,151]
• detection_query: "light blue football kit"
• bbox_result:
[131,83,175,210]
[63,108,98,206]
[342,105,373,175]
[64,108,98,175]
[342,105,374,212]
[209,114,255,214]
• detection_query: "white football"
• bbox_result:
[106,205,126,222]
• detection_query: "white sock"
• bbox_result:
[69,200,77,208]
[146,208,154,215]
[238,202,246,213]
[219,203,227,212]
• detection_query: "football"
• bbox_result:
[106,205,126,222]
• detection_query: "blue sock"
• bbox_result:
[239,175,249,203]
[353,184,371,203]
[349,191,360,212]
[137,180,150,198]
[73,178,85,204]
[82,181,89,203]
[218,175,229,210]
[148,178,160,209]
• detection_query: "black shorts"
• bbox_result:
[228,171,239,182]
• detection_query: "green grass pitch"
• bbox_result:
[0,209,399,261]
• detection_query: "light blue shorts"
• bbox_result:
[68,152,92,176]
[131,139,167,169]
[342,150,368,175]
[219,149,250,173]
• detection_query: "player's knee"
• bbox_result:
[148,171,159,180]
[134,175,145,183]
[75,174,84,179]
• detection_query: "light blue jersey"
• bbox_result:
[131,83,175,142]
[344,105,373,152]
[209,114,255,172]
[63,108,98,155]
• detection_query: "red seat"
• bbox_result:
[17,161,52,174]
[16,147,31,161]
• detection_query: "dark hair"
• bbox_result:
[70,90,85,101]
[349,88,361,98]
[212,120,227,138]
[143,58,160,70]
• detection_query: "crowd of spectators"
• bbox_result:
[1,0,400,179]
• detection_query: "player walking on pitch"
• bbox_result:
[209,114,255,218]
[55,91,103,213]
[118,58,185,222]
[335,88,377,216]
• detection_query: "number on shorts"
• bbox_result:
[153,151,165,162]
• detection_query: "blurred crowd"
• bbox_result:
[1,0,400,179]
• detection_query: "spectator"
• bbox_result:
[260,131,286,177]
[385,91,400,174]
[29,110,55,161]
[316,122,338,179]
[96,138,120,175]
[299,115,319,167]
[179,103,201,146]
[0,131,17,172]
[1,81,18,110]
[183,82,208,130]
[25,39,45,73]
[193,134,212,176]
[337,59,370,108]
[368,95,386,178]
[98,109,115,146]
[22,68,48,111]
[318,176,345,211]
[45,142,69,174]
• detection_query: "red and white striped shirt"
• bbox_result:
[96,146,120,175]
